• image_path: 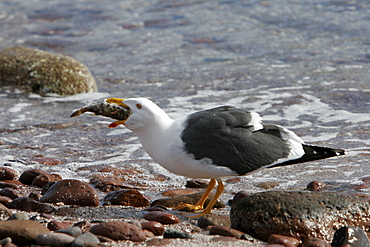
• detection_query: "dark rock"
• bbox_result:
[268,234,300,247]
[47,220,72,231]
[32,173,62,187]
[230,191,370,242]
[0,220,50,245]
[302,237,331,247]
[90,221,146,242]
[0,167,18,180]
[0,187,22,199]
[208,225,244,238]
[102,189,150,207]
[229,190,251,206]
[7,197,55,213]
[71,232,100,247]
[186,180,208,188]
[19,168,49,185]
[331,226,370,247]
[141,221,165,236]
[151,192,225,209]
[144,211,180,224]
[306,181,326,191]
[163,229,192,239]
[36,232,75,247]
[8,212,28,220]
[197,214,231,229]
[40,179,99,206]
[56,227,83,237]
[0,203,12,217]
[0,46,97,96]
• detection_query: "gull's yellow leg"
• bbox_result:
[174,178,217,212]
[188,178,224,218]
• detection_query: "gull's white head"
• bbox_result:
[106,97,171,132]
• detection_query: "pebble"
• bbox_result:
[36,232,75,247]
[302,237,331,247]
[143,211,181,224]
[0,220,50,245]
[210,236,239,242]
[257,181,279,189]
[306,181,326,191]
[56,227,83,237]
[268,234,300,247]
[32,173,62,187]
[0,167,18,180]
[0,181,20,189]
[186,179,208,188]
[89,221,146,242]
[0,237,12,245]
[141,221,165,236]
[230,191,370,242]
[331,226,370,247]
[146,238,172,246]
[0,195,12,204]
[103,189,150,207]
[19,168,50,185]
[151,192,225,209]
[71,232,100,247]
[0,203,12,217]
[40,179,100,206]
[0,187,22,199]
[0,46,97,96]
[8,212,28,221]
[229,190,251,206]
[47,220,72,231]
[208,225,244,238]
[197,214,231,229]
[161,188,197,197]
[7,197,55,213]
[163,229,192,239]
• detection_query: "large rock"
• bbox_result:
[0,46,97,96]
[230,191,370,242]
[90,221,146,242]
[40,179,99,206]
[0,220,50,245]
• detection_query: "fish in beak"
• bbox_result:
[70,98,131,128]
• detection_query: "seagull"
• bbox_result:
[71,97,345,217]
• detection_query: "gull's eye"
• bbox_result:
[136,104,142,109]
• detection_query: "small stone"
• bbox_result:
[210,236,239,242]
[40,179,99,206]
[141,221,165,236]
[36,232,75,247]
[0,167,18,180]
[331,226,370,247]
[29,191,42,200]
[268,234,300,247]
[161,188,197,197]
[32,173,62,187]
[144,211,180,224]
[19,168,50,185]
[0,203,12,217]
[163,229,192,239]
[0,46,97,96]
[257,182,279,189]
[57,227,83,237]
[302,237,331,247]
[208,225,244,238]
[0,181,20,189]
[0,187,22,199]
[146,238,172,246]
[33,157,62,166]
[8,212,28,220]
[71,232,100,247]
[0,195,12,204]
[0,237,12,245]
[47,220,72,231]
[151,192,225,209]
[229,190,251,206]
[0,220,50,245]
[306,181,326,191]
[143,229,155,238]
[186,180,208,188]
[7,197,55,213]
[197,214,231,229]
[90,221,146,242]
[103,189,150,207]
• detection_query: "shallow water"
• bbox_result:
[1,0,370,202]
